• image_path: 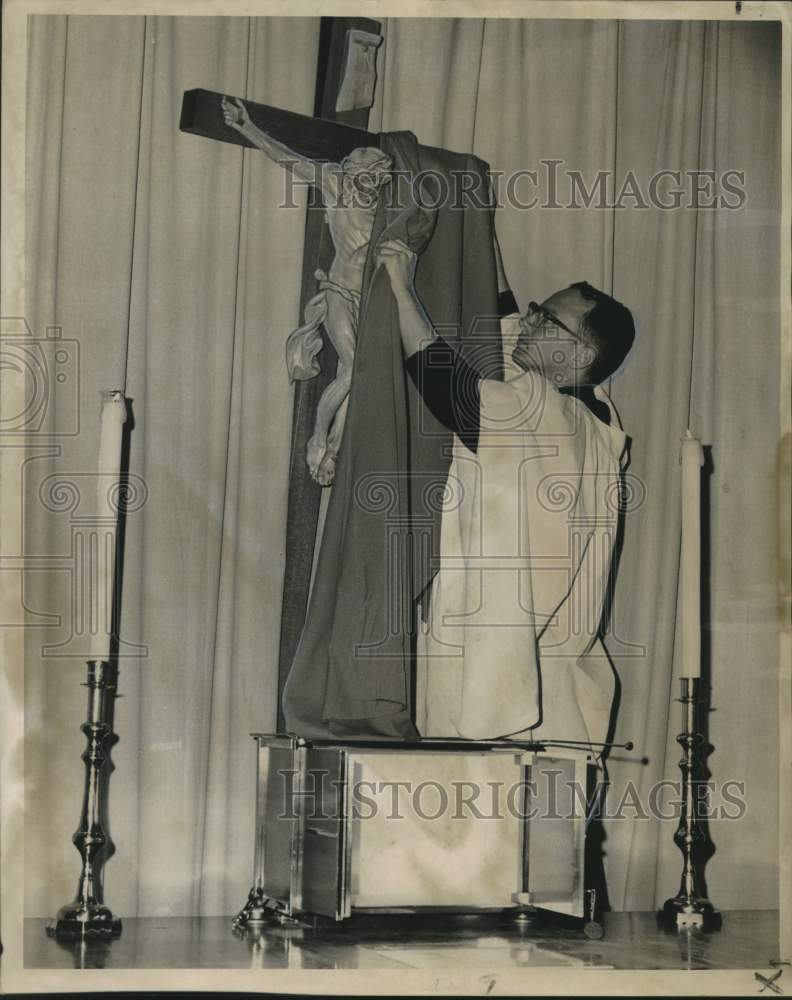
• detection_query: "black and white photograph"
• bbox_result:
[0,0,790,994]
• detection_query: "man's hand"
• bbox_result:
[375,239,417,295]
[221,96,250,132]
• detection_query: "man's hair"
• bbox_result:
[569,281,635,385]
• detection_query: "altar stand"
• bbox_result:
[235,735,598,932]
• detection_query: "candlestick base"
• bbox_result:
[48,660,122,942]
[657,895,722,932]
[658,677,721,934]
[48,901,122,940]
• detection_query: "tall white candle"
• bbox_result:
[680,429,704,679]
[90,390,126,662]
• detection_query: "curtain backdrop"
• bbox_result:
[24,15,780,918]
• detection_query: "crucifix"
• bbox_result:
[180,16,505,736]
[180,17,388,727]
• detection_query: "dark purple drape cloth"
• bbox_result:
[281,131,502,738]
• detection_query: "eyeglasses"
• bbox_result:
[523,301,579,339]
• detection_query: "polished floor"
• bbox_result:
[25,910,778,971]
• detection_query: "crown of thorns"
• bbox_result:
[340,149,393,177]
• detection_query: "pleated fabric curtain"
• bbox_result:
[369,17,780,913]
[24,15,320,920]
[24,15,779,918]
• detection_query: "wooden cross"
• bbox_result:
[180,17,384,728]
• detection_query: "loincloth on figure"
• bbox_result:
[285,268,361,382]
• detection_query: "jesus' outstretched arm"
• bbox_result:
[221,96,336,193]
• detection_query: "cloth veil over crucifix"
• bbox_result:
[180,19,503,738]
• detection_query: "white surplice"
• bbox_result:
[416,316,628,747]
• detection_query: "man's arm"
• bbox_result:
[376,239,482,452]
[221,96,335,192]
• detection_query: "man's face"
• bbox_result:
[512,287,596,386]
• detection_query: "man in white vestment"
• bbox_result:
[376,239,635,751]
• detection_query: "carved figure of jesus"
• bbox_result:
[221,96,393,485]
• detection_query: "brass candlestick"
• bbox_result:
[659,677,721,931]
[48,660,122,940]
